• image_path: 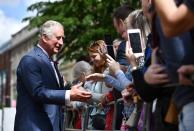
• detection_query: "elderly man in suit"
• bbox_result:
[14,20,92,131]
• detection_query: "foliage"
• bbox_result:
[23,0,140,62]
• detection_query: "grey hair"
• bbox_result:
[73,61,92,80]
[39,20,63,38]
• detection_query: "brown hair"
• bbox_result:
[113,5,134,22]
[88,40,107,73]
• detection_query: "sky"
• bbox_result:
[0,0,60,47]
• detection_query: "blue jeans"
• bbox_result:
[179,102,194,131]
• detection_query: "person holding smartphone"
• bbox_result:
[124,4,178,131]
[87,40,114,130]
[112,5,134,66]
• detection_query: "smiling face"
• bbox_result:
[89,52,105,68]
[88,40,107,72]
[40,21,65,57]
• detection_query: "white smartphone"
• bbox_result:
[127,29,143,57]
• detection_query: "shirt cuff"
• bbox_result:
[65,90,71,106]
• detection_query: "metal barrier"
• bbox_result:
[64,98,123,131]
[65,129,120,131]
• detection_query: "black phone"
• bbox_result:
[106,45,115,60]
[104,34,115,59]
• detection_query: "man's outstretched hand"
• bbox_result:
[70,82,92,102]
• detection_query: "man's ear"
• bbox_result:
[42,34,49,43]
[118,19,125,27]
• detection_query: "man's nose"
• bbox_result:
[58,37,64,45]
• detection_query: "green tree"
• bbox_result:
[24,0,140,62]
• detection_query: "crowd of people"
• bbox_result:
[14,0,194,131]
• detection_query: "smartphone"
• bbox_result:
[106,45,115,59]
[104,34,115,59]
[127,29,143,57]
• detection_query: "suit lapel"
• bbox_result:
[34,46,61,87]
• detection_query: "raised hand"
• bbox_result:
[106,54,120,74]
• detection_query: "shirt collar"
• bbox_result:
[37,44,50,58]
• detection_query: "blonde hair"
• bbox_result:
[124,9,151,50]
[88,40,106,53]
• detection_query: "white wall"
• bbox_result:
[0,108,16,131]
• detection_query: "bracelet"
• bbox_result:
[130,66,138,72]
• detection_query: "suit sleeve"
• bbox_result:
[17,56,66,105]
